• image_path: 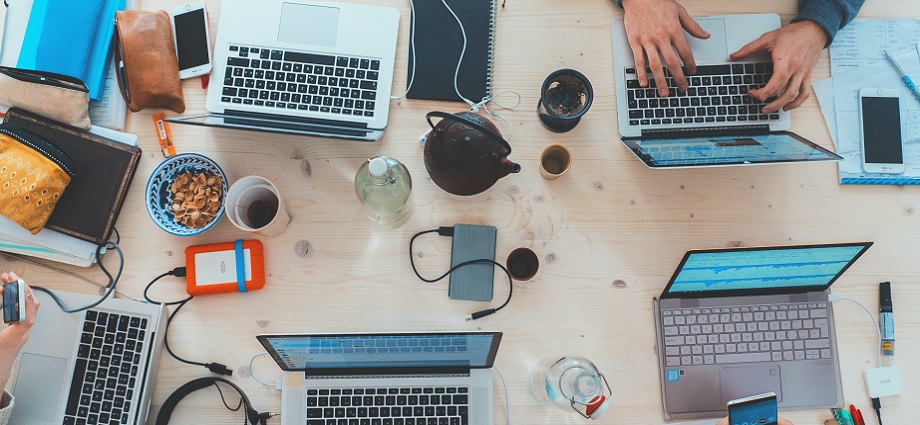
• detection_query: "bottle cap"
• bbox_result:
[368,157,389,178]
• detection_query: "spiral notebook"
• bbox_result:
[406,0,495,102]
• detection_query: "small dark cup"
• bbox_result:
[537,69,594,132]
[506,248,539,281]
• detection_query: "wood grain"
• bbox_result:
[5,0,919,423]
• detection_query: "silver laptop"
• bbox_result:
[11,289,166,424]
[612,14,842,168]
[653,242,872,420]
[257,331,502,425]
[166,0,400,141]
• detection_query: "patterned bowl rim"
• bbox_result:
[145,153,228,237]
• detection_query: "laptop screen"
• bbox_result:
[660,243,872,298]
[257,332,502,374]
[622,132,842,168]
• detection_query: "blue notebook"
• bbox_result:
[17,0,125,101]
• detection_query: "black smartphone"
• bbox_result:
[727,392,778,425]
[2,279,25,324]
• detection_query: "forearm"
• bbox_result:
[793,0,865,44]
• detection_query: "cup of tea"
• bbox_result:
[537,69,594,132]
[540,144,572,180]
[506,247,539,281]
[225,176,290,236]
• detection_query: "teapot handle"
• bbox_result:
[426,111,512,156]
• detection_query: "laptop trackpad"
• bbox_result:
[719,365,782,405]
[12,353,68,422]
[686,18,728,60]
[278,3,340,47]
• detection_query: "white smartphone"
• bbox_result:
[172,1,212,80]
[727,392,778,425]
[2,279,25,324]
[859,88,905,174]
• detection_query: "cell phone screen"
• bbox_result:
[3,282,20,324]
[861,96,903,164]
[729,395,778,425]
[174,9,210,70]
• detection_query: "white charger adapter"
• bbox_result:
[864,365,902,398]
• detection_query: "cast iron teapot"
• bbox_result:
[423,111,521,196]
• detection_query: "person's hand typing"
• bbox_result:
[730,20,829,114]
[622,0,710,97]
[0,272,39,390]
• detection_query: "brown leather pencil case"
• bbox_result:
[114,10,185,113]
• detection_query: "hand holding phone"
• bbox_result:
[172,2,212,79]
[859,88,905,174]
[727,392,778,425]
[2,279,25,324]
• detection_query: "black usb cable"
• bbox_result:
[145,267,232,376]
[409,227,513,320]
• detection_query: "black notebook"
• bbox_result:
[406,0,496,102]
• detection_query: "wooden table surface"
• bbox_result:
[6,0,919,423]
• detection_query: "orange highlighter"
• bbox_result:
[153,112,176,157]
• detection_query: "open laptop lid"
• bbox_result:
[659,242,873,299]
[166,112,384,141]
[622,130,841,168]
[257,331,502,376]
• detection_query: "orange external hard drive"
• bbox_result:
[185,239,265,296]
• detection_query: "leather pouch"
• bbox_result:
[114,10,185,113]
[0,67,91,130]
[0,123,78,234]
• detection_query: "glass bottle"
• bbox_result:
[354,156,413,229]
[531,356,611,419]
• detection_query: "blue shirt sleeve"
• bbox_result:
[792,0,865,44]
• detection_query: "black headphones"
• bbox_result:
[155,377,274,425]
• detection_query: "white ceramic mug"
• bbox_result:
[225,176,290,236]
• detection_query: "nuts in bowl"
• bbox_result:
[170,172,223,228]
[146,153,228,236]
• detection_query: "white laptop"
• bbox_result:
[167,0,400,141]
[611,14,842,168]
[11,289,166,424]
[258,331,502,425]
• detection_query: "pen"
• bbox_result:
[153,113,176,157]
[879,281,894,356]
[884,50,920,105]
[849,404,866,425]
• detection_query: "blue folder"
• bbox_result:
[17,0,126,101]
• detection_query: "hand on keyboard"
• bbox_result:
[730,20,830,114]
[621,0,711,97]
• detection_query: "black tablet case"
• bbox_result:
[406,0,495,102]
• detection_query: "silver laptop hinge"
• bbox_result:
[305,373,470,380]
[639,124,771,140]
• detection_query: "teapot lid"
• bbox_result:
[426,111,512,157]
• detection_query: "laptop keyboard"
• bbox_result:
[625,63,781,126]
[306,387,470,425]
[662,302,831,367]
[222,45,381,117]
[64,310,147,425]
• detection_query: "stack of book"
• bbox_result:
[0,109,141,267]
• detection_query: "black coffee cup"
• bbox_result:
[506,248,539,281]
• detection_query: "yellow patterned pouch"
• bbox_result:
[0,124,78,234]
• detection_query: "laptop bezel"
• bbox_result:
[659,242,873,299]
[257,331,503,376]
[621,130,842,168]
[165,112,383,141]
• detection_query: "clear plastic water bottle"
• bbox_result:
[354,156,413,229]
[531,356,612,419]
